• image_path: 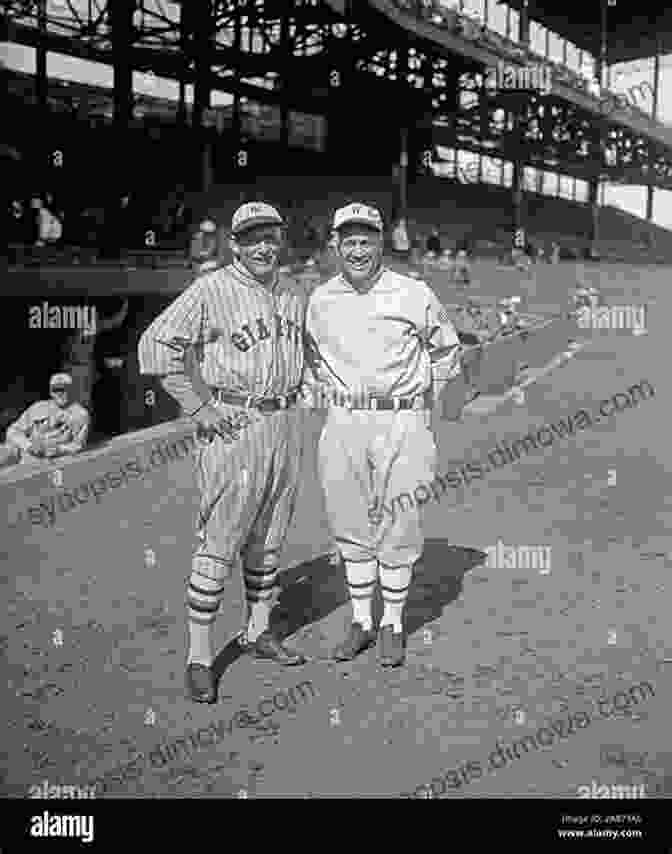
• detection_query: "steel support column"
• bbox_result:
[36,0,48,112]
[177,2,188,128]
[510,2,529,243]
[192,0,214,192]
[519,0,529,48]
[279,10,291,150]
[111,0,134,133]
[588,176,600,252]
[646,42,660,222]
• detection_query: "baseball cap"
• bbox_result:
[50,373,72,389]
[231,203,284,236]
[333,203,383,233]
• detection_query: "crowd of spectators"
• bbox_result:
[6,184,193,262]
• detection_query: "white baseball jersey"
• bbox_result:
[304,267,460,399]
[6,399,89,458]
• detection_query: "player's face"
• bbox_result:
[337,227,383,285]
[232,225,283,281]
[50,387,69,408]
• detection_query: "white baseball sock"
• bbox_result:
[344,559,377,631]
[186,570,226,667]
[243,561,278,642]
[379,562,413,633]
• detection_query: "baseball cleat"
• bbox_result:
[332,622,376,661]
[185,663,217,704]
[377,625,405,667]
[242,630,307,665]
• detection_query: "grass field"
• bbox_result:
[2,259,671,800]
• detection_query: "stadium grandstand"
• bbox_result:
[2,0,672,438]
[2,1,672,812]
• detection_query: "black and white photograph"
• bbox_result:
[1,0,671,844]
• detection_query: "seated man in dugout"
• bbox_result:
[0,373,89,469]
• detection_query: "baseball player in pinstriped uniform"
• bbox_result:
[138,202,307,704]
[303,204,462,667]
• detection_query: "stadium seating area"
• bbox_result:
[6,172,672,267]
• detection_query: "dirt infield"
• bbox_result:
[2,261,671,799]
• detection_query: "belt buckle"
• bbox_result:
[277,394,287,409]
[244,394,255,409]
[370,396,378,412]
[392,397,400,412]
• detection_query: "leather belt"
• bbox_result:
[329,391,430,411]
[209,388,299,412]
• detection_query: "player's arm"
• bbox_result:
[423,288,462,372]
[138,281,213,417]
[47,411,90,457]
[299,296,339,408]
[5,406,36,453]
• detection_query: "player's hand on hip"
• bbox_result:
[193,403,253,444]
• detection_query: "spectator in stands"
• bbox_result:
[101,191,136,260]
[190,219,224,273]
[0,373,89,469]
[170,187,191,242]
[31,195,63,247]
[8,198,30,244]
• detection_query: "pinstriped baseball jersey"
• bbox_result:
[305,267,460,398]
[138,261,305,396]
[137,260,307,586]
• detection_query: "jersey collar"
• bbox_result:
[229,260,279,293]
[339,264,386,293]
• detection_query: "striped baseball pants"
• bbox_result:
[192,407,303,583]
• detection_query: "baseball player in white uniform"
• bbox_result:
[303,204,462,667]
[0,373,89,468]
[138,202,307,704]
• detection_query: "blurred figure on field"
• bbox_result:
[62,298,129,413]
[452,238,472,285]
[89,298,132,439]
[426,227,442,258]
[31,195,63,247]
[190,219,224,273]
[391,217,411,258]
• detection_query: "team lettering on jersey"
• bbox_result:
[231,313,302,353]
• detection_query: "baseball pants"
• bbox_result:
[192,407,303,583]
[318,408,437,569]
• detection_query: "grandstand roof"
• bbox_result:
[504,2,671,65]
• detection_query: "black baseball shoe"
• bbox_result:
[240,630,306,666]
[332,622,377,662]
[377,625,405,668]
[185,663,217,704]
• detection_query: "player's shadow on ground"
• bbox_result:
[402,540,486,636]
[270,539,486,641]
